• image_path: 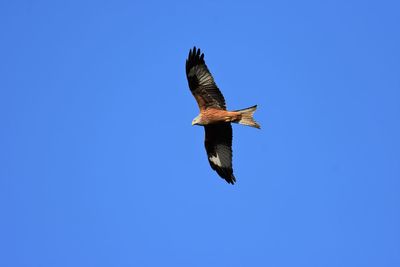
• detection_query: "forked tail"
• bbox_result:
[234,105,261,129]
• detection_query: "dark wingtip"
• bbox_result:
[186,46,206,75]
[188,46,204,60]
[214,167,236,185]
[224,173,236,185]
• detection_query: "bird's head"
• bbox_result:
[192,115,201,126]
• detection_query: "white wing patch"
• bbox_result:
[209,153,222,167]
[198,72,213,85]
[209,144,231,168]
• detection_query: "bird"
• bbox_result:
[185,47,260,184]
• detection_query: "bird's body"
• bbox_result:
[185,47,260,184]
[193,108,241,125]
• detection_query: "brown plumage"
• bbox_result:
[186,47,260,184]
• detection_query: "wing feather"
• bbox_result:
[186,47,226,110]
[204,123,235,184]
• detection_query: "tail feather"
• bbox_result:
[234,105,260,129]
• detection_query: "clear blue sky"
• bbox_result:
[1,1,399,266]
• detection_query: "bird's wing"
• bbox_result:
[204,123,236,184]
[186,47,226,110]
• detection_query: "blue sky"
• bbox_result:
[1,0,399,266]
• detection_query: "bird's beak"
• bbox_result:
[192,121,195,126]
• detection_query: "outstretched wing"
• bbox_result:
[186,47,226,110]
[204,123,236,184]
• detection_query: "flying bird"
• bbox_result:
[185,47,260,184]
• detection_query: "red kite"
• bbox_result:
[186,47,260,184]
